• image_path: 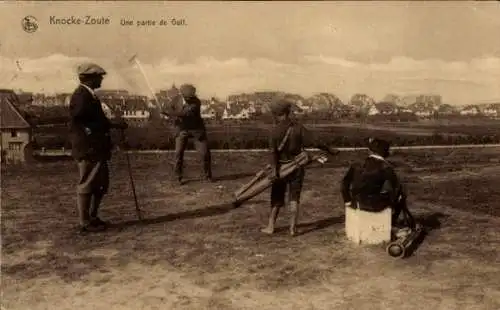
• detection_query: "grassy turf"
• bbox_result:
[2,148,500,309]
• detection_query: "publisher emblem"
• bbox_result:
[22,16,38,33]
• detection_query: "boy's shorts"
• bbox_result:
[270,167,305,207]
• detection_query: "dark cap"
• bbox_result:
[77,62,106,76]
[368,137,391,158]
[270,99,292,116]
[179,84,196,97]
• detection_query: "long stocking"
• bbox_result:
[289,201,299,236]
[77,194,92,226]
[90,192,104,219]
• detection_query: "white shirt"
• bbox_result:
[369,154,386,161]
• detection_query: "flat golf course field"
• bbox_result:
[2,147,500,310]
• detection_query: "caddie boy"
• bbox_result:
[69,62,128,234]
[261,98,339,236]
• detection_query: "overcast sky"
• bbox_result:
[0,1,499,105]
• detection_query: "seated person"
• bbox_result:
[340,138,416,229]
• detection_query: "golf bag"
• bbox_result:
[386,224,424,258]
[232,151,328,207]
[386,191,424,258]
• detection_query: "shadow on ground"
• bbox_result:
[273,216,344,236]
[1,193,453,283]
[3,200,246,282]
[418,212,449,230]
[111,200,266,229]
[174,172,255,185]
[213,172,256,182]
[402,211,449,258]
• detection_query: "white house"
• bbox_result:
[201,104,217,119]
[120,98,151,126]
[482,108,496,117]
[295,99,313,114]
[481,104,499,118]
[408,101,436,118]
[222,102,251,120]
[415,110,433,117]
[122,110,150,119]
[460,105,481,116]
[368,105,379,116]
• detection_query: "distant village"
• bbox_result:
[2,85,500,164]
[3,85,500,126]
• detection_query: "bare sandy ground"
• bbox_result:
[2,150,500,310]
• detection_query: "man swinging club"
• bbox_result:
[161,84,212,185]
[262,99,339,236]
[69,63,128,234]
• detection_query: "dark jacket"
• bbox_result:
[69,85,113,161]
[341,155,402,211]
[163,95,206,133]
[269,119,325,166]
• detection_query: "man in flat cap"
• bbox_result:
[69,62,128,234]
[261,99,339,236]
[340,137,416,229]
[161,83,212,185]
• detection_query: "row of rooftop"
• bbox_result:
[1,86,500,164]
[2,86,500,121]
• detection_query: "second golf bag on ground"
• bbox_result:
[386,192,424,258]
[341,137,424,258]
[232,150,328,207]
[387,224,424,258]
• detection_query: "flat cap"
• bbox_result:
[270,99,292,116]
[179,84,196,97]
[368,137,391,158]
[77,62,107,76]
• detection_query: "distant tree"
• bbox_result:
[381,94,402,106]
[348,94,376,119]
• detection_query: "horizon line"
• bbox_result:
[8,87,500,107]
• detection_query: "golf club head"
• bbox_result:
[128,54,138,64]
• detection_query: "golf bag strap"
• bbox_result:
[401,203,416,228]
[277,126,293,153]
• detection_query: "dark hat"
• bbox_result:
[368,137,391,158]
[77,62,106,76]
[179,84,196,97]
[270,99,292,116]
